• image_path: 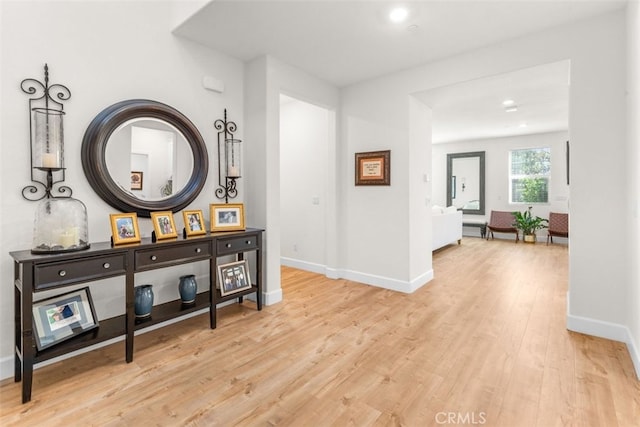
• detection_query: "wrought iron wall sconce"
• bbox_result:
[21,64,89,253]
[21,63,72,200]
[214,109,242,203]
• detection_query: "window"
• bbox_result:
[509,147,550,204]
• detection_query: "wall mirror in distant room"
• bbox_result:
[446,151,485,215]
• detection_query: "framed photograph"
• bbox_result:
[32,287,99,351]
[210,203,245,232]
[110,212,141,245]
[131,171,143,190]
[182,210,207,237]
[151,211,178,240]
[218,260,252,296]
[355,150,390,186]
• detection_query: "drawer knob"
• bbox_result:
[103,262,110,269]
[195,248,201,253]
[246,240,251,244]
[226,243,232,248]
[58,270,67,277]
[151,255,157,261]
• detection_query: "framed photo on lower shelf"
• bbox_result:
[32,287,99,351]
[218,260,252,296]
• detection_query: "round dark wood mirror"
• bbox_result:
[82,99,208,217]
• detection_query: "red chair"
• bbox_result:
[486,210,519,242]
[547,212,569,245]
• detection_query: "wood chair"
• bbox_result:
[486,210,519,242]
[547,212,569,245]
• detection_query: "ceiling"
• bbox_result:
[416,60,570,143]
[174,0,626,142]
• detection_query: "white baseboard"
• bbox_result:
[1,355,16,381]
[566,292,640,379]
[281,257,327,275]
[280,257,433,294]
[263,288,283,305]
[339,268,432,293]
[628,332,640,380]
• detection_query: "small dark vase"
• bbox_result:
[134,284,154,318]
[178,274,197,304]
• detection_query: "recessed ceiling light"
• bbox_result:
[502,99,515,106]
[389,7,409,23]
[519,123,528,128]
[505,106,518,113]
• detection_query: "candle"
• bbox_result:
[59,232,74,248]
[228,166,240,177]
[59,227,78,248]
[42,152,59,168]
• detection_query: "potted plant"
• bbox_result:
[513,206,548,243]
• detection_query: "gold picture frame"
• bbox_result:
[110,213,141,245]
[355,150,390,186]
[151,211,178,240]
[210,203,245,232]
[182,210,207,237]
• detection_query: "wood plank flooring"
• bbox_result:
[1,238,639,426]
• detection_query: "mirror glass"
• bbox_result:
[82,99,208,217]
[105,118,193,201]
[447,151,485,215]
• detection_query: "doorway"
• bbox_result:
[279,95,334,273]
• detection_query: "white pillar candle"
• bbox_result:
[59,232,75,248]
[42,152,59,168]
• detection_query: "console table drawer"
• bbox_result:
[135,242,211,270]
[216,235,258,255]
[34,254,126,290]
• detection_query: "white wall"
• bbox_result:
[432,131,570,239]
[0,1,243,378]
[626,0,640,378]
[341,10,630,351]
[280,97,329,272]
[244,56,339,304]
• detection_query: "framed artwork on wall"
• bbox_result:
[355,150,390,186]
[131,171,143,190]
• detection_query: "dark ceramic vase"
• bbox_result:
[178,274,197,304]
[134,284,154,318]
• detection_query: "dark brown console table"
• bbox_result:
[11,228,263,403]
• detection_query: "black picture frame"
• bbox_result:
[32,287,99,350]
[217,260,252,296]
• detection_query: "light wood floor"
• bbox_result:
[1,238,639,426]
